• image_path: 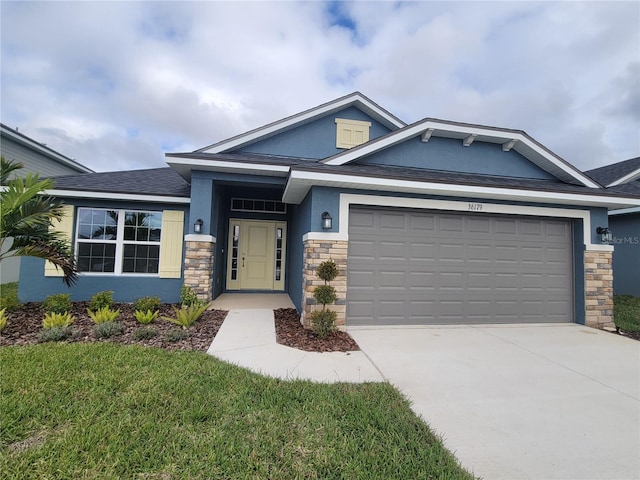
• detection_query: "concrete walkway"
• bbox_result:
[207,294,383,383]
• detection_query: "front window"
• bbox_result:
[76,208,162,275]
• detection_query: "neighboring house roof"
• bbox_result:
[322,117,600,188]
[196,92,406,154]
[46,168,190,203]
[586,157,640,187]
[0,122,94,174]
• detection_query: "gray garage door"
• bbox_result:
[347,207,573,325]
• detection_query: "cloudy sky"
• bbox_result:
[1,1,638,173]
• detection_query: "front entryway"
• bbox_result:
[226,219,286,291]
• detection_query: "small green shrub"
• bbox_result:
[42,293,72,314]
[310,259,340,338]
[165,329,188,342]
[314,285,337,306]
[94,321,124,338]
[42,311,75,329]
[133,296,161,312]
[87,307,120,324]
[38,326,72,342]
[134,309,159,324]
[89,290,114,311]
[133,326,159,340]
[0,308,7,332]
[162,304,208,329]
[316,259,339,282]
[0,282,21,312]
[180,285,206,308]
[310,309,337,339]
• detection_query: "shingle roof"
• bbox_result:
[49,167,190,198]
[169,152,640,199]
[586,157,640,186]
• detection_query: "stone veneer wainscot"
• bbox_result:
[183,236,215,301]
[301,239,348,328]
[584,250,614,329]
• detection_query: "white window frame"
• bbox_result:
[75,208,163,276]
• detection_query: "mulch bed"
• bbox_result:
[274,308,359,352]
[0,302,226,352]
[1,304,360,353]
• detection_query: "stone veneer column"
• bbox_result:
[301,238,348,329]
[183,235,215,301]
[584,249,614,329]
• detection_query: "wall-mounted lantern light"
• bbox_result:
[596,226,612,244]
[194,218,204,234]
[321,211,332,230]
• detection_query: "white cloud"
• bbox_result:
[1,1,638,172]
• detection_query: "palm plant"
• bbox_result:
[0,157,78,286]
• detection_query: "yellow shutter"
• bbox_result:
[44,204,75,277]
[158,210,184,278]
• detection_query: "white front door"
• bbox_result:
[226,219,286,291]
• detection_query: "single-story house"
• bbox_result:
[19,93,640,329]
[1,123,93,284]
[586,157,640,297]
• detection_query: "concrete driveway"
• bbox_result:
[348,324,640,480]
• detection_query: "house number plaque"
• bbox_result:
[468,203,483,211]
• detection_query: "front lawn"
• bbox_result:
[1,343,475,479]
[614,295,640,337]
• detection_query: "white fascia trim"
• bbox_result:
[167,157,290,175]
[285,170,640,208]
[44,189,190,204]
[302,232,347,242]
[184,234,216,243]
[323,120,600,188]
[609,206,640,216]
[337,193,603,249]
[202,94,405,154]
[606,167,640,187]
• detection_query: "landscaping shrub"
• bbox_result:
[180,285,206,308]
[89,290,114,311]
[0,307,6,332]
[94,321,124,338]
[42,311,75,329]
[87,306,120,324]
[134,309,159,324]
[165,329,188,342]
[0,282,21,311]
[133,326,159,340]
[162,304,208,329]
[310,259,339,339]
[42,293,72,314]
[133,295,161,313]
[38,326,72,342]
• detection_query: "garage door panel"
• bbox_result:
[348,207,573,326]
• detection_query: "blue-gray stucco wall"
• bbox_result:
[357,136,557,180]
[287,193,312,312]
[18,199,189,303]
[236,106,392,159]
[610,213,640,296]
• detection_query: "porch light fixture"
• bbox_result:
[321,211,332,230]
[596,226,612,244]
[194,218,204,234]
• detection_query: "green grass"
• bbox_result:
[614,295,640,333]
[0,343,475,479]
[0,282,20,311]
